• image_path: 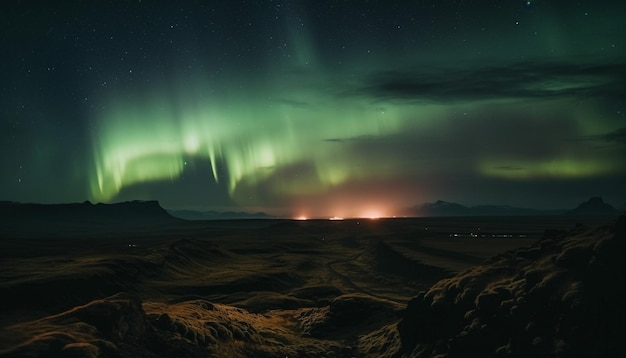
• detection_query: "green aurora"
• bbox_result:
[1,1,625,217]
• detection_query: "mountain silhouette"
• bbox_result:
[566,197,619,216]
[411,200,555,217]
[0,200,180,236]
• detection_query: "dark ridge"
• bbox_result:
[417,200,470,217]
[0,255,163,313]
[0,200,181,235]
[374,241,451,281]
[565,197,619,217]
[395,216,626,357]
[300,294,401,339]
[409,200,563,217]
[169,271,306,296]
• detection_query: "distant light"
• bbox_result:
[329,216,344,221]
[360,209,384,220]
[296,216,307,220]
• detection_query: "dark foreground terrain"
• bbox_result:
[0,203,623,357]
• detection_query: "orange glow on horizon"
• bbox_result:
[359,208,385,220]
[291,201,396,220]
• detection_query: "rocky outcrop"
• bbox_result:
[299,293,401,342]
[1,293,148,358]
[396,216,626,357]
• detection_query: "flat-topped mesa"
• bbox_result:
[91,200,174,220]
[0,200,179,226]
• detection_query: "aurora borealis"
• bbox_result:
[1,1,625,217]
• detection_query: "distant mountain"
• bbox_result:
[416,200,471,216]
[565,197,619,217]
[167,209,276,220]
[409,200,562,217]
[0,200,179,225]
[409,197,621,217]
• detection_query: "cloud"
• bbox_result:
[577,126,626,145]
[329,110,581,167]
[346,61,626,103]
[596,127,626,144]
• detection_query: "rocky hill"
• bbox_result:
[395,216,626,357]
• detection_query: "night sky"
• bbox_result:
[1,0,625,218]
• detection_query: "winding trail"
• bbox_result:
[325,250,406,304]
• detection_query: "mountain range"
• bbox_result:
[408,197,621,217]
[1,197,620,227]
[0,200,177,223]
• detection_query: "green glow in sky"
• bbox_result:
[480,159,616,180]
[89,77,410,203]
[3,1,625,214]
[89,64,625,213]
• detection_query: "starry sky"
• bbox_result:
[1,0,625,218]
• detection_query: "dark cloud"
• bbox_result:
[598,127,626,144]
[333,111,581,166]
[578,126,626,145]
[347,62,626,102]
